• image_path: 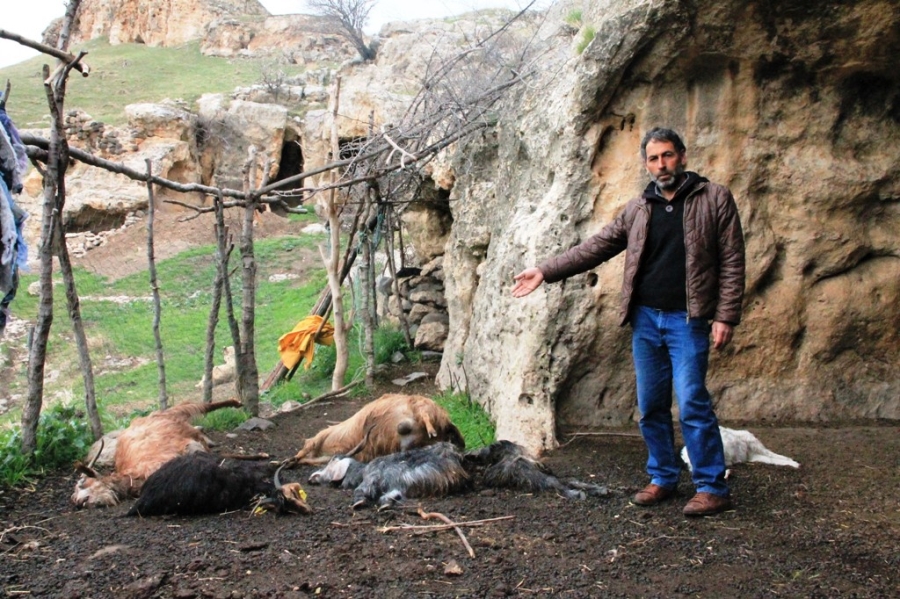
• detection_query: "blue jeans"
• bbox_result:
[631,306,728,497]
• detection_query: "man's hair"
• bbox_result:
[640,127,686,160]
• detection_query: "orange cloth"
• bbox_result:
[278,315,335,370]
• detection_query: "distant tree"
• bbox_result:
[306,0,378,61]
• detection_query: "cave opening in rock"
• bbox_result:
[270,137,305,209]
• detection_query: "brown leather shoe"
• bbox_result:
[683,492,733,516]
[631,484,676,506]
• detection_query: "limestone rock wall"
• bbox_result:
[59,0,268,47]
[436,0,900,454]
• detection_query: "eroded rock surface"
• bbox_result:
[437,0,900,453]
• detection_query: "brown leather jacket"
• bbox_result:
[538,180,745,326]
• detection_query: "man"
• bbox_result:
[512,127,745,517]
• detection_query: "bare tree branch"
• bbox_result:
[0,29,91,77]
[306,0,377,61]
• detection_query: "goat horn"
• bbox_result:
[346,424,376,458]
[86,438,105,469]
[273,462,286,489]
[74,461,100,478]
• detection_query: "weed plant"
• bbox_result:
[565,10,583,26]
[434,390,495,450]
[577,26,597,54]
[0,403,94,487]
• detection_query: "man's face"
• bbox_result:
[644,140,687,190]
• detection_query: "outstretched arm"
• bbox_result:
[512,267,544,298]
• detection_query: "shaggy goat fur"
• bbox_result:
[128,453,310,517]
[71,399,241,508]
[290,394,465,465]
[680,426,801,472]
[465,440,610,500]
[309,440,610,509]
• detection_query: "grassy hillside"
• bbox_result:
[0,38,307,127]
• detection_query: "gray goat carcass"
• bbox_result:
[310,440,610,509]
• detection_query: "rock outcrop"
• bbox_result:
[51,0,268,48]
[43,0,358,66]
[436,0,900,453]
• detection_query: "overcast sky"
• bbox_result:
[0,0,551,68]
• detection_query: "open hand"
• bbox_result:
[512,267,544,298]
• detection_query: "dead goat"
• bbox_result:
[72,399,242,508]
[127,453,310,517]
[310,439,609,509]
[465,440,610,500]
[288,393,465,466]
[681,426,801,474]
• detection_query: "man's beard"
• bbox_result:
[653,165,686,190]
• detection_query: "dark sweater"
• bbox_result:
[632,172,706,312]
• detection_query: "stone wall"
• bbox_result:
[382,257,450,352]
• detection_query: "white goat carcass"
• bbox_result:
[310,440,610,509]
[680,427,800,473]
[195,345,236,388]
[71,399,241,508]
[289,393,465,465]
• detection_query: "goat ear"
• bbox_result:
[328,458,353,481]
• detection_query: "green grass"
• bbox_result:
[434,390,495,450]
[5,233,328,421]
[0,37,307,127]
[565,10,583,26]
[198,407,251,431]
[577,26,597,55]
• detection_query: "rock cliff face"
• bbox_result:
[43,0,356,65]
[436,0,900,453]
[62,0,268,47]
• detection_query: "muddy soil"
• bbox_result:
[2,209,898,597]
[1,361,898,599]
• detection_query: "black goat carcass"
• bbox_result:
[309,440,609,509]
[464,440,610,500]
[127,453,311,517]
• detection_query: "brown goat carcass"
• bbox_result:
[289,394,464,465]
[71,399,241,508]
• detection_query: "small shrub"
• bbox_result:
[307,343,338,379]
[434,390,495,450]
[374,325,409,365]
[565,9,583,26]
[577,26,597,54]
[31,404,94,471]
[0,431,31,487]
[0,403,94,488]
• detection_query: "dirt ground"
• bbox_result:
[1,360,898,598]
[2,209,898,598]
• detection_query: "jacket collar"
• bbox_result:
[641,171,708,203]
